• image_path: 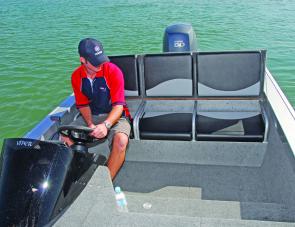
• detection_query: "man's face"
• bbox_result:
[85,59,100,72]
[80,57,101,74]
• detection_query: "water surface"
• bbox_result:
[0,0,294,143]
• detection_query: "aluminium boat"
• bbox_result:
[1,24,294,227]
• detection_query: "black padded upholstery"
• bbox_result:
[144,54,193,96]
[109,55,139,96]
[140,113,192,141]
[137,53,194,141]
[196,114,265,142]
[196,51,266,142]
[197,52,263,97]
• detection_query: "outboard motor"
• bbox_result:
[163,23,197,52]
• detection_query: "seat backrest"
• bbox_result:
[143,53,193,97]
[197,51,266,97]
[109,55,139,97]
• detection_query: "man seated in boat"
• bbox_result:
[63,38,131,180]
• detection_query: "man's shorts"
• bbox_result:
[70,114,131,148]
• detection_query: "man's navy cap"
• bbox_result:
[78,38,109,67]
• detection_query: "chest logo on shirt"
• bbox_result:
[99,86,107,92]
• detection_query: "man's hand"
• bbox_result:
[88,123,96,129]
[90,123,108,139]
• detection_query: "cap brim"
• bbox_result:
[89,54,110,67]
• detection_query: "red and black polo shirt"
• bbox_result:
[71,62,130,118]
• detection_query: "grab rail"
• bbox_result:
[264,68,295,153]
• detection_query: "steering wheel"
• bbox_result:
[58,125,105,146]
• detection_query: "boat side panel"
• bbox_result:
[260,98,295,207]
[24,95,78,140]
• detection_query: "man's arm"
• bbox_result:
[90,105,123,139]
[79,106,96,128]
[104,105,123,126]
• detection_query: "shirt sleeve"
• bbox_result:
[107,64,126,106]
[71,70,89,108]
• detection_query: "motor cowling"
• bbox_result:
[163,23,197,52]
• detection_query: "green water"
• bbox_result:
[1,0,295,144]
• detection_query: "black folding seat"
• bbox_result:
[196,51,267,142]
[137,53,194,141]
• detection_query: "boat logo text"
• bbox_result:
[16,140,33,147]
[174,40,185,48]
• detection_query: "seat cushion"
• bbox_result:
[196,113,265,142]
[144,54,193,97]
[197,52,263,97]
[109,55,139,97]
[139,113,192,141]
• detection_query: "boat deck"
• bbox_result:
[54,166,294,227]
[45,51,295,226]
